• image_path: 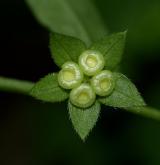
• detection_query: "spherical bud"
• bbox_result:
[70,83,96,108]
[91,70,115,96]
[79,50,104,76]
[58,61,83,89]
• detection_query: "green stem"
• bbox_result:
[124,106,160,121]
[0,76,34,95]
[0,76,160,122]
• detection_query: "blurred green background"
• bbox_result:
[0,0,160,164]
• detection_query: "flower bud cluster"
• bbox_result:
[58,50,115,108]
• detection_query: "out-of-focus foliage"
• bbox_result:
[26,0,108,45]
[95,0,160,52]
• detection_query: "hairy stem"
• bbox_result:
[124,106,160,121]
[0,76,34,95]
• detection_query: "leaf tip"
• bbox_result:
[119,30,128,39]
[123,30,128,34]
[79,134,88,142]
[68,101,100,141]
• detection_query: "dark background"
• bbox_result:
[0,0,160,165]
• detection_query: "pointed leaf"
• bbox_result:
[90,31,127,70]
[68,101,101,141]
[50,33,86,67]
[30,73,68,102]
[26,0,108,45]
[99,72,146,108]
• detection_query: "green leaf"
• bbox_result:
[50,33,86,67]
[90,31,127,70]
[68,101,101,141]
[26,0,108,45]
[99,72,146,108]
[30,73,68,102]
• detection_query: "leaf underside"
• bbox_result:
[68,101,101,141]
[99,72,146,108]
[26,0,108,45]
[30,73,68,103]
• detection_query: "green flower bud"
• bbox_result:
[70,83,96,108]
[91,70,115,96]
[79,50,105,76]
[58,61,83,89]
